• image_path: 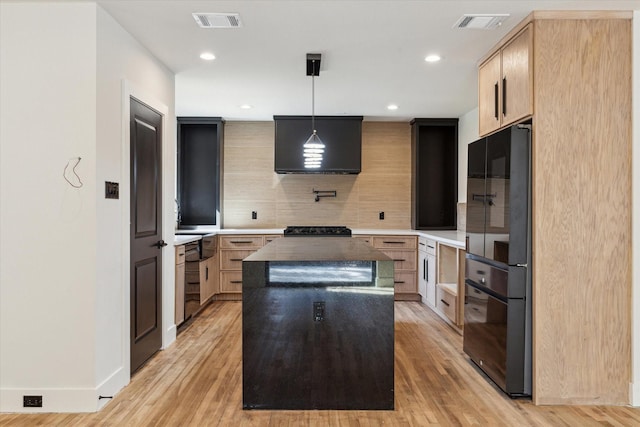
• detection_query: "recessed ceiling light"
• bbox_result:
[240,104,253,109]
[387,104,399,110]
[200,52,216,61]
[425,55,441,63]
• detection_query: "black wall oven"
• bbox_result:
[464,124,531,397]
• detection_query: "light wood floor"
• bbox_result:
[2,301,640,426]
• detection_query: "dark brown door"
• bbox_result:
[130,97,164,373]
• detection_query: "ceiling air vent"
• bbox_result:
[453,14,509,30]
[192,13,242,28]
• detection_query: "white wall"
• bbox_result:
[457,107,479,202]
[0,1,176,413]
[0,2,98,412]
[95,5,176,406]
[632,10,640,407]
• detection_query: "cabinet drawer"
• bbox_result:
[263,235,282,245]
[418,237,436,256]
[379,249,416,271]
[354,235,373,245]
[220,236,263,249]
[373,236,416,249]
[220,249,255,270]
[437,284,457,323]
[175,245,186,264]
[220,271,243,293]
[394,272,417,293]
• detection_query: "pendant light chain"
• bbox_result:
[303,56,324,169]
[311,60,316,133]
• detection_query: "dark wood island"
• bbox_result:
[242,237,395,410]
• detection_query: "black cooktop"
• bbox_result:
[283,226,352,237]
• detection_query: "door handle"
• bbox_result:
[153,240,168,248]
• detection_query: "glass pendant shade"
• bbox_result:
[303,130,325,169]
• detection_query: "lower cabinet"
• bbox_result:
[220,271,243,293]
[418,237,437,307]
[218,234,282,299]
[359,235,418,301]
[436,283,457,323]
[435,242,465,328]
[175,245,185,325]
[200,254,218,304]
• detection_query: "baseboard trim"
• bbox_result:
[163,324,176,350]
[96,366,128,411]
[1,367,129,413]
[1,387,97,413]
[631,382,640,407]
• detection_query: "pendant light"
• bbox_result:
[303,53,324,169]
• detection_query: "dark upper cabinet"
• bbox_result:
[411,118,458,230]
[177,117,224,227]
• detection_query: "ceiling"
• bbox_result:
[97,0,640,121]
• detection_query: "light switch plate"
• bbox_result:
[105,181,119,199]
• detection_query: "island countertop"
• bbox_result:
[243,236,392,262]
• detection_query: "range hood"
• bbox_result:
[274,115,363,174]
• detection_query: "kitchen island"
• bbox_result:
[242,237,395,410]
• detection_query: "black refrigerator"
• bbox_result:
[463,124,532,397]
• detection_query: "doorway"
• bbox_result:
[129,97,164,373]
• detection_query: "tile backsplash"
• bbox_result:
[222,121,412,229]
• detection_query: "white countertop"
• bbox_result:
[173,228,465,248]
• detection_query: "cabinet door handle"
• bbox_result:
[394,281,405,284]
[502,76,507,116]
[230,258,243,262]
[393,259,406,262]
[423,259,426,280]
[426,259,429,282]
[230,280,242,284]
[230,240,253,244]
[383,241,405,245]
[206,266,209,281]
[440,299,450,307]
[494,82,499,120]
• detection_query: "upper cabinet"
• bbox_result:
[410,118,458,230]
[478,25,532,136]
[177,117,224,227]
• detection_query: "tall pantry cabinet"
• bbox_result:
[476,11,632,405]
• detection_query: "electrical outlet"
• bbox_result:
[379,211,385,220]
[23,395,42,407]
[313,301,325,321]
[251,211,257,220]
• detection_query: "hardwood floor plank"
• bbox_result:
[1,301,640,426]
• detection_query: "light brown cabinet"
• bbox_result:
[363,235,419,301]
[199,255,218,304]
[435,243,465,328]
[174,245,185,325]
[478,24,532,136]
[477,12,632,405]
[218,234,281,298]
